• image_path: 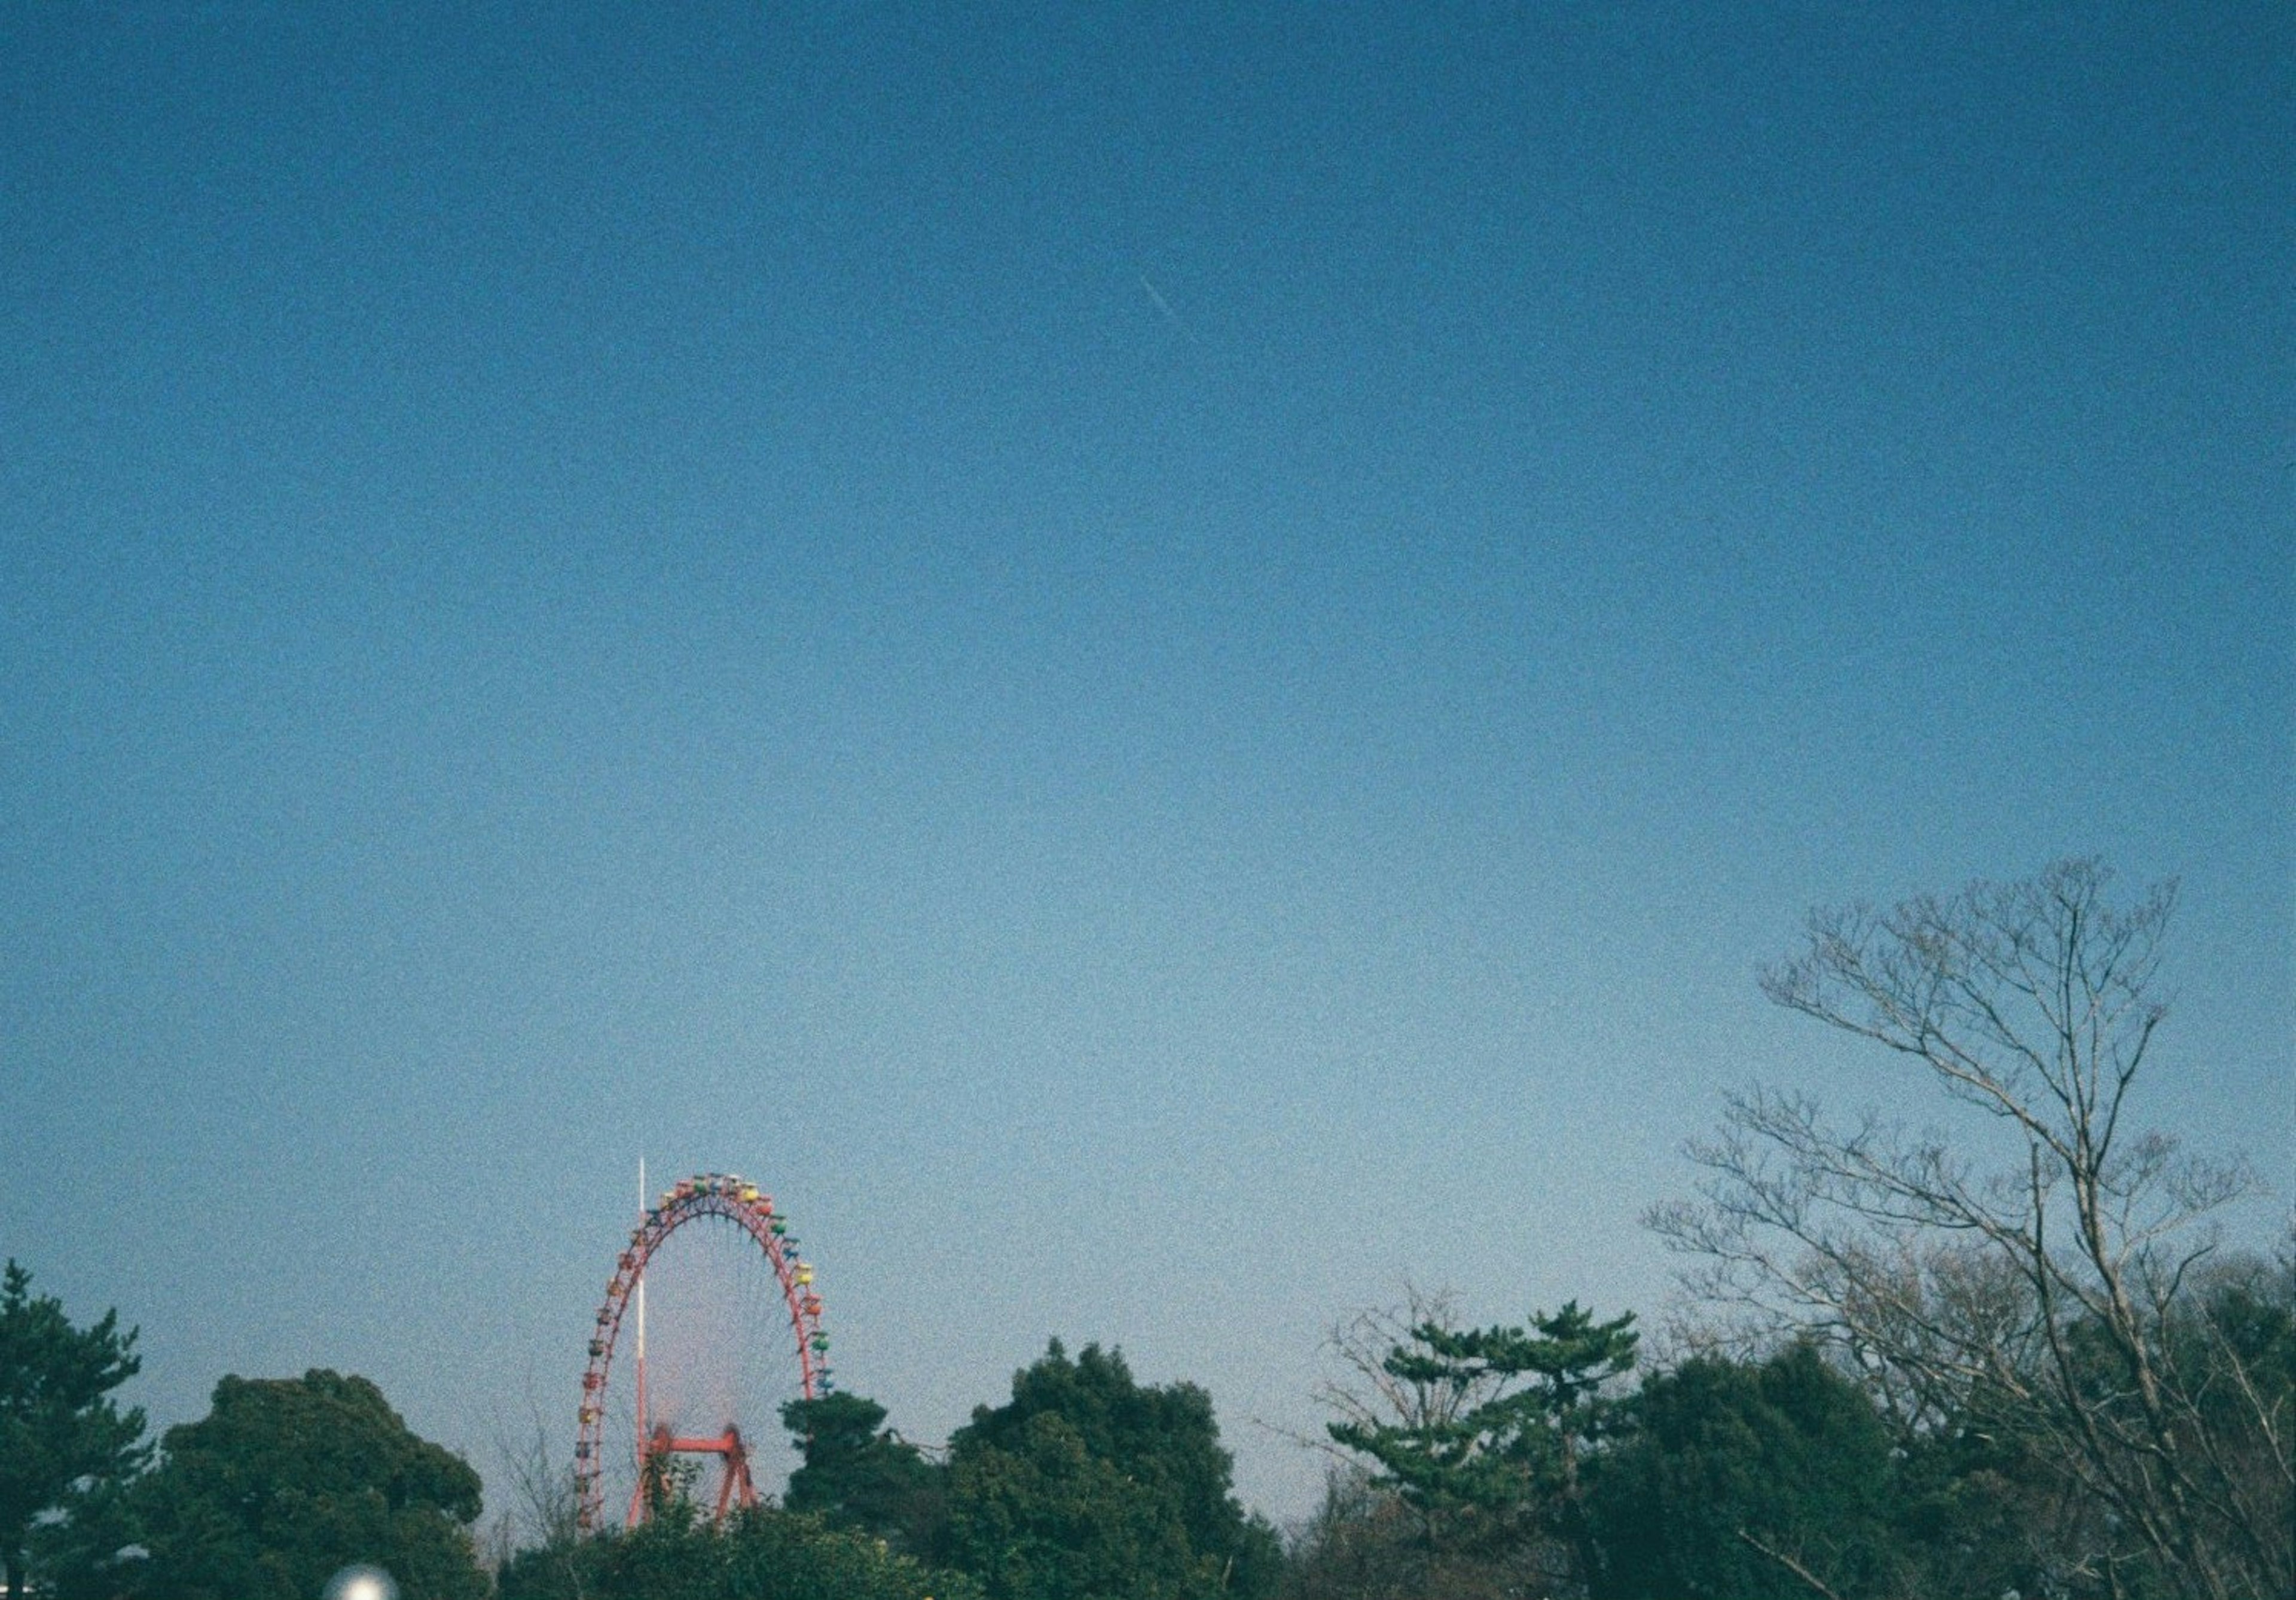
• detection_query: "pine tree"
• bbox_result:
[1327,1301,1637,1586]
[0,1261,149,1600]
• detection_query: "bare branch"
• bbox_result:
[1660,860,2281,1600]
[1734,1527,1848,1600]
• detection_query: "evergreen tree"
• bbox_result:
[498,1503,984,1600]
[1588,1345,1904,1600]
[1327,1302,1636,1586]
[0,1261,149,1600]
[943,1339,1280,1600]
[782,1392,947,1557]
[1651,862,2287,1599]
[130,1369,488,1600]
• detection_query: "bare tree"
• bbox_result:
[1649,859,2289,1600]
[488,1404,587,1599]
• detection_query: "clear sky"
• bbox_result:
[2,1,2288,1528]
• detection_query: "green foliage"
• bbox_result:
[1887,1401,2080,1600]
[497,1504,983,1600]
[784,1392,947,1556]
[130,1369,487,1600]
[0,1260,149,1600]
[1326,1301,1636,1581]
[943,1339,1280,1600]
[1589,1344,1904,1600]
[718,1506,977,1600]
[2126,1254,2294,1599]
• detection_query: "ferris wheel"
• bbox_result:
[575,1170,830,1531]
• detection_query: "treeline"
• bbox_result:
[1283,1272,2291,1600]
[502,1342,1281,1600]
[5,861,2290,1600]
[0,1301,1271,1600]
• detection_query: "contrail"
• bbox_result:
[1138,274,1192,341]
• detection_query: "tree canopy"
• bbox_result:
[944,1339,1280,1600]
[1650,859,2291,1600]
[782,1391,945,1557]
[1587,1343,1904,1600]
[130,1369,488,1600]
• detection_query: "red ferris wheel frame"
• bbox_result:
[575,1171,830,1532]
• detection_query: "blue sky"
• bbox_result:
[2,2,2288,1525]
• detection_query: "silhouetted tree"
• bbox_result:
[499,1502,981,1600]
[1281,1462,1547,1600]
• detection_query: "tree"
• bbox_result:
[782,1392,946,1557]
[1587,1345,1907,1600]
[1324,1302,1637,1593]
[1649,859,2290,1600]
[715,1505,982,1600]
[1300,1290,1512,1503]
[1281,1288,1535,1600]
[0,1261,149,1600]
[2161,1247,2295,1586]
[484,1410,585,1598]
[132,1369,489,1600]
[942,1339,1281,1600]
